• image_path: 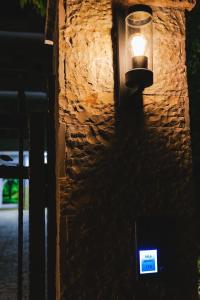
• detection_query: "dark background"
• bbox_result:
[187,1,200,221]
[0,0,45,32]
[0,0,199,291]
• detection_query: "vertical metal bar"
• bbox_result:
[17,116,24,300]
[116,5,127,106]
[29,113,46,300]
[47,75,56,300]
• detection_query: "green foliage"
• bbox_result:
[3,179,19,204]
[18,0,46,16]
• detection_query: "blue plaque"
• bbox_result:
[139,249,158,274]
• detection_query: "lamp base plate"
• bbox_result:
[125,69,153,90]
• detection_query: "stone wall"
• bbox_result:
[57,0,197,299]
[117,0,196,10]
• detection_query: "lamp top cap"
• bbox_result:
[129,4,152,15]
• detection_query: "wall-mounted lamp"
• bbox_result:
[116,4,153,103]
[125,5,153,90]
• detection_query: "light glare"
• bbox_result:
[131,35,146,56]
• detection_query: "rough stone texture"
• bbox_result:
[56,0,197,299]
[147,9,188,95]
[116,0,196,10]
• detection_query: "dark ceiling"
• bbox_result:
[0,0,45,33]
[0,0,52,92]
[0,0,51,151]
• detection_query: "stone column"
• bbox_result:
[56,0,196,299]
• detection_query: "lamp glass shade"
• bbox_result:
[125,7,153,88]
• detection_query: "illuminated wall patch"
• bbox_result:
[139,249,158,274]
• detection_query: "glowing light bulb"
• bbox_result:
[131,35,146,56]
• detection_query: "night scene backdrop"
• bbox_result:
[0,0,200,299]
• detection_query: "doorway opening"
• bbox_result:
[0,107,56,300]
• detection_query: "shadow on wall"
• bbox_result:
[60,90,196,300]
[59,3,196,298]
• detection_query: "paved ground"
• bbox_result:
[0,209,29,300]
